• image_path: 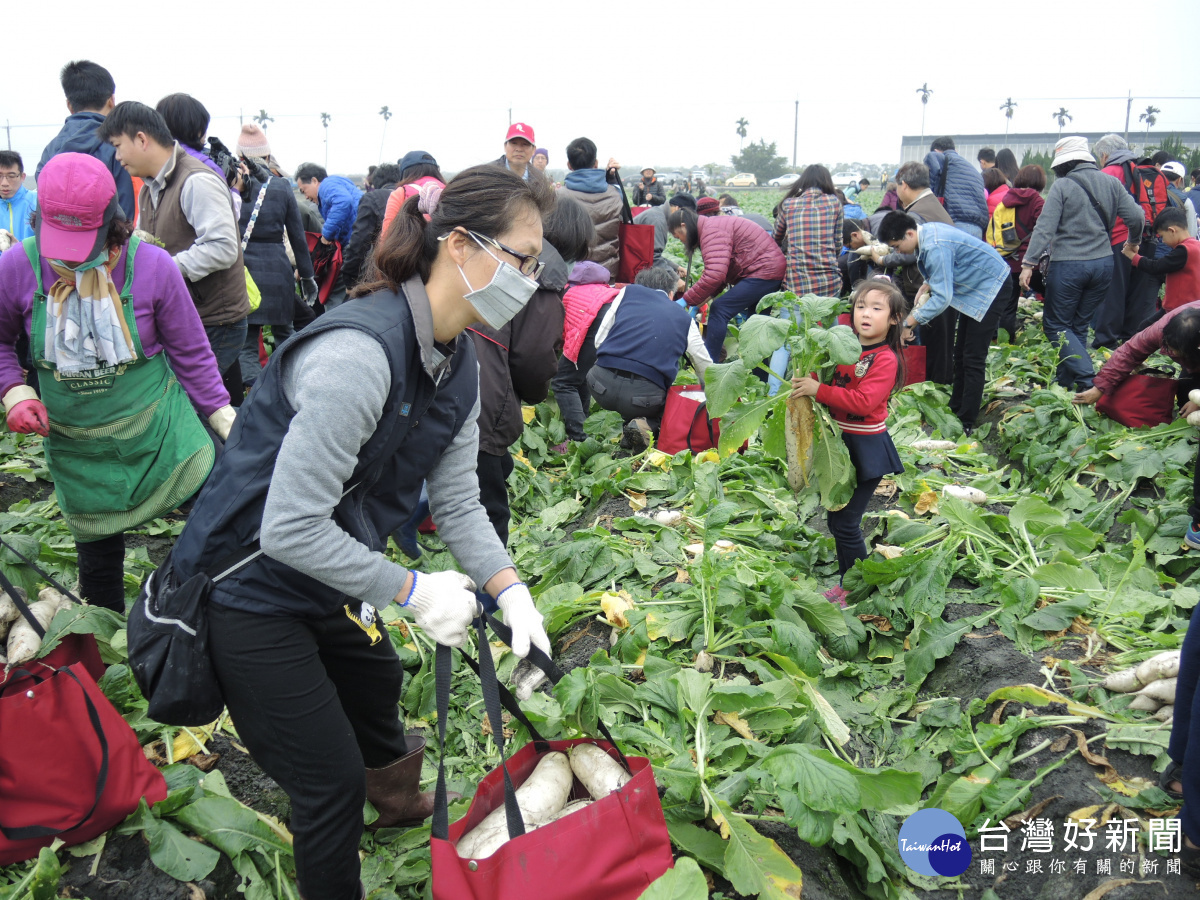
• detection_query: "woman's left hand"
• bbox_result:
[495,582,549,659]
[790,376,820,397]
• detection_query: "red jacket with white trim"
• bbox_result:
[814,343,896,434]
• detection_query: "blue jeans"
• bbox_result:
[205,319,249,375]
[952,222,983,240]
[1171,599,1200,843]
[240,321,295,387]
[703,278,782,361]
[1042,256,1113,389]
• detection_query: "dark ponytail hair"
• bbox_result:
[1163,307,1200,371]
[666,207,699,256]
[354,165,554,297]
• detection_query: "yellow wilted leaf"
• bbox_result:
[1106,776,1154,797]
[627,491,648,511]
[874,544,904,560]
[714,710,756,741]
[172,722,217,762]
[674,568,690,584]
[1066,805,1103,823]
[645,613,680,643]
[634,649,646,667]
[711,808,731,839]
[696,449,719,464]
[600,591,636,628]
[914,490,939,515]
[647,450,672,470]
[513,451,534,470]
[521,405,536,424]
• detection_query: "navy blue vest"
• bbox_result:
[171,288,478,617]
[594,285,692,390]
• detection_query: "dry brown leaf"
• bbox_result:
[903,636,911,651]
[600,591,636,628]
[1050,733,1071,753]
[873,480,898,501]
[857,614,893,632]
[1066,804,1103,823]
[481,711,514,740]
[187,885,207,900]
[713,710,756,741]
[1081,880,1162,900]
[1061,728,1119,782]
[990,700,1011,726]
[627,491,648,511]
[674,568,690,584]
[1003,794,1061,830]
[185,752,220,772]
[914,490,939,515]
[873,544,904,560]
[143,740,169,767]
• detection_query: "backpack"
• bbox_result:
[986,203,1028,257]
[1122,162,1175,224]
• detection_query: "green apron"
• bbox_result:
[23,236,214,541]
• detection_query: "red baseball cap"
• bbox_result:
[505,123,535,145]
[35,153,119,262]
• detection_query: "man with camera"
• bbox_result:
[98,102,249,377]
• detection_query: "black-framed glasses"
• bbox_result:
[469,231,544,280]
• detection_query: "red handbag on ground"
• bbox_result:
[903,344,927,386]
[616,183,655,284]
[1097,373,1177,427]
[304,232,344,304]
[658,385,720,454]
[430,616,674,900]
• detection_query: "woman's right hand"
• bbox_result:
[1019,266,1033,292]
[398,570,481,648]
[1073,387,1102,406]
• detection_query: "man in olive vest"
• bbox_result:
[99,102,249,377]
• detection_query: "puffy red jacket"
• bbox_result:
[683,215,786,306]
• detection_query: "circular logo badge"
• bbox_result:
[898,808,972,877]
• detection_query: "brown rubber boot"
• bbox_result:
[365,736,460,830]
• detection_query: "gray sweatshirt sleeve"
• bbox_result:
[259,329,410,609]
[175,173,241,282]
[425,386,516,590]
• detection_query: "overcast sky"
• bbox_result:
[6,1,1199,179]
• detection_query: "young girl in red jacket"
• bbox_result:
[792,279,907,605]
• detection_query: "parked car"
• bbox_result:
[831,171,862,189]
[725,173,757,187]
[768,173,800,187]
[654,171,685,187]
[691,171,707,182]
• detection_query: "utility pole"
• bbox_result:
[1124,90,1132,142]
[792,100,798,168]
[508,107,512,127]
[4,120,10,151]
[239,108,243,126]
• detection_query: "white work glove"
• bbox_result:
[208,405,236,440]
[495,582,550,659]
[401,569,480,648]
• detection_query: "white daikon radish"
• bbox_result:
[568,743,632,800]
[1134,677,1177,704]
[910,440,957,451]
[0,586,24,642]
[5,595,67,669]
[456,752,573,858]
[1154,705,1175,723]
[1101,667,1144,693]
[543,800,592,824]
[1127,694,1161,712]
[942,485,987,504]
[1134,650,1181,686]
[694,650,714,673]
[1190,389,1200,407]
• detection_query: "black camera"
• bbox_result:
[206,136,241,187]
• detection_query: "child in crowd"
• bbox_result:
[1124,208,1200,312]
[791,279,907,605]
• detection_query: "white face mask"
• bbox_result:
[457,237,540,329]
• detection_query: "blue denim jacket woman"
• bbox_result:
[912,222,1009,326]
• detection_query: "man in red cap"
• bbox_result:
[496,123,536,180]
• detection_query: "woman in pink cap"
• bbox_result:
[0,152,233,612]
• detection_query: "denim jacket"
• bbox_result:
[914,222,1010,324]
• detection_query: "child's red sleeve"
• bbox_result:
[814,351,896,416]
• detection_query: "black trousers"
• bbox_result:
[208,603,409,900]
[922,309,957,385]
[552,303,609,442]
[585,365,668,432]
[75,533,126,613]
[828,475,883,578]
[1092,243,1161,349]
[950,295,1003,430]
[996,271,1020,340]
[477,450,515,546]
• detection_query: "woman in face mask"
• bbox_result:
[0,153,233,613]
[166,164,555,900]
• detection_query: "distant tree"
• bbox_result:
[916,83,933,144]
[736,118,749,150]
[1140,105,1161,149]
[1021,148,1057,186]
[253,109,274,129]
[731,140,786,184]
[378,106,392,163]
[1052,107,1072,136]
[999,98,1017,139]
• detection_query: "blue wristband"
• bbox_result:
[402,570,418,606]
[495,581,527,604]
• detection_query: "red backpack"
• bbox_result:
[1122,162,1174,225]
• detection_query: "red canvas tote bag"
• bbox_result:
[305,232,344,304]
[430,615,674,900]
[616,182,655,284]
[1097,373,1177,428]
[658,386,720,455]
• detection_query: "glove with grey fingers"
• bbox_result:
[495,582,550,659]
[208,405,237,441]
[400,569,481,648]
[301,277,319,307]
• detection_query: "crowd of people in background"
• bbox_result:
[6,56,1200,899]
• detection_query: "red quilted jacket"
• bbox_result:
[682,215,786,306]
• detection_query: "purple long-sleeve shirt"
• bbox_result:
[0,240,230,416]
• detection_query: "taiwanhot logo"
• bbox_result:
[898,809,972,877]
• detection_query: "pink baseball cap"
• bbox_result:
[35,153,119,262]
[505,122,535,145]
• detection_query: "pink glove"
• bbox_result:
[7,399,49,436]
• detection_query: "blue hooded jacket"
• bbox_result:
[924,149,989,231]
[36,112,136,220]
[317,176,363,246]
[1,185,36,241]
